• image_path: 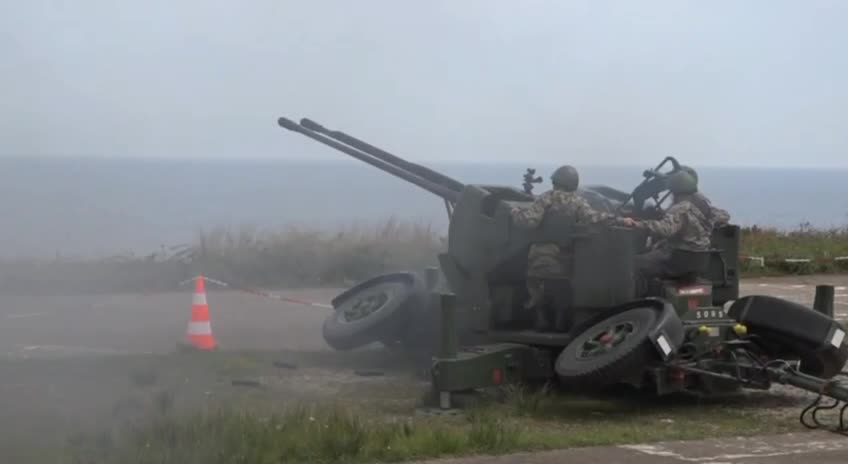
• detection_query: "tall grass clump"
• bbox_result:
[191,217,443,288]
[67,404,523,464]
[62,396,792,464]
[4,220,848,295]
[187,221,848,284]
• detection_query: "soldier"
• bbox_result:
[679,165,731,226]
[510,165,617,331]
[619,169,726,293]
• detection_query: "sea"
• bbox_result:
[1,157,847,259]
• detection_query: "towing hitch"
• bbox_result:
[775,367,848,435]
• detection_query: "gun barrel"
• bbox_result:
[299,118,465,193]
[278,117,460,202]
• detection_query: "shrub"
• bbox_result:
[3,220,848,295]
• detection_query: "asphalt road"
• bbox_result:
[0,287,344,358]
[1,275,846,359]
[419,432,848,464]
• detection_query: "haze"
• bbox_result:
[1,0,847,167]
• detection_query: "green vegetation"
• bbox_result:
[2,220,848,294]
[1,351,811,463]
[61,387,800,464]
[740,223,848,275]
[191,222,848,284]
[191,219,442,288]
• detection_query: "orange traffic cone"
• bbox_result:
[185,275,216,350]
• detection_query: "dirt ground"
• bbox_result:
[1,275,847,461]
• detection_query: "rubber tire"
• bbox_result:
[727,295,848,378]
[322,275,419,351]
[742,328,848,379]
[555,306,662,389]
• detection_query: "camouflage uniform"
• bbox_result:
[695,192,730,226]
[511,172,617,330]
[635,193,714,252]
[628,169,727,293]
[512,189,615,279]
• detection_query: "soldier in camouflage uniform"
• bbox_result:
[680,165,730,226]
[510,165,617,331]
[619,169,729,294]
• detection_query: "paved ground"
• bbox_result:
[1,275,846,359]
[420,432,848,464]
[0,287,345,358]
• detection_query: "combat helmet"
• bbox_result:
[680,165,698,183]
[667,169,697,194]
[550,165,579,191]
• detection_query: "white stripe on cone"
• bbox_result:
[192,293,207,306]
[187,321,212,335]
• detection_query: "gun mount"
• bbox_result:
[276,115,848,433]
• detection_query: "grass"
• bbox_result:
[60,387,801,464]
[740,222,848,275]
[2,219,848,295]
[190,218,442,288]
[1,351,813,464]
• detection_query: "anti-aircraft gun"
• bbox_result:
[277,116,848,434]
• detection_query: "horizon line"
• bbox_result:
[1,154,847,170]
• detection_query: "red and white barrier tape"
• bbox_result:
[178,276,334,309]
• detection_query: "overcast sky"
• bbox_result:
[2,1,847,167]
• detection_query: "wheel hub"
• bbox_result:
[341,291,389,323]
[578,321,637,359]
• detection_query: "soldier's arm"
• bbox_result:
[712,206,730,226]
[635,203,686,238]
[577,199,617,224]
[511,192,551,228]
